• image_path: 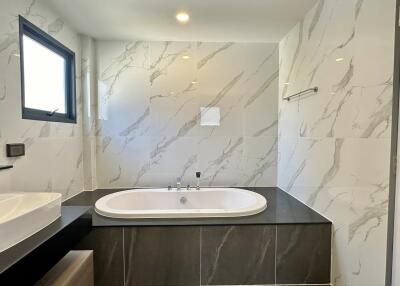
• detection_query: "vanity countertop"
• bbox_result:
[64,187,331,227]
[0,206,91,276]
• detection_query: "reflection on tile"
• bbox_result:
[124,227,200,286]
[74,228,124,286]
[201,226,275,285]
[94,41,279,188]
[276,224,331,284]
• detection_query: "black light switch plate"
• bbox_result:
[6,143,25,157]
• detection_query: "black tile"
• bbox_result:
[124,226,200,286]
[201,225,276,285]
[63,188,331,227]
[74,227,124,286]
[276,224,331,284]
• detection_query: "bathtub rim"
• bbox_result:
[94,187,267,219]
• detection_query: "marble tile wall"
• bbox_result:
[81,35,97,191]
[94,41,279,188]
[0,0,84,199]
[277,0,396,285]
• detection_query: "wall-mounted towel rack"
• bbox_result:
[283,86,318,101]
[0,165,13,171]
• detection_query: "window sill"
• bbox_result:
[22,113,77,124]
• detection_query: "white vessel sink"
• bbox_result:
[0,192,62,252]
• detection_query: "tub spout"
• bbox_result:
[196,172,201,190]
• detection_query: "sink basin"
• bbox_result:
[0,193,62,252]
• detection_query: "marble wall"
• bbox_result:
[0,0,83,199]
[95,41,279,188]
[278,0,395,285]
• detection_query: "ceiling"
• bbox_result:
[45,0,318,42]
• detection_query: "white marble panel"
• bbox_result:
[95,40,279,188]
[0,0,84,198]
[278,0,395,285]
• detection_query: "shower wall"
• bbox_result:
[278,0,396,285]
[92,41,279,188]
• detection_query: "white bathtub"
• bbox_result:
[95,188,267,219]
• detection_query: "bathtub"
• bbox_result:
[95,188,267,219]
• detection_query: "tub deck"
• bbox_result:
[64,187,331,226]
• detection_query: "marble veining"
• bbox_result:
[0,0,84,199]
[278,0,395,285]
[94,41,278,188]
[197,42,234,70]
[276,224,331,284]
[201,225,276,285]
[47,18,64,35]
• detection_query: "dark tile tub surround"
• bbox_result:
[64,187,331,226]
[74,224,331,286]
[67,188,332,286]
[276,224,332,284]
[201,226,276,285]
[124,227,200,286]
[74,227,124,286]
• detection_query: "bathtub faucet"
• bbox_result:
[176,177,181,191]
[196,172,201,190]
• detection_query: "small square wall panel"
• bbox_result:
[200,107,220,126]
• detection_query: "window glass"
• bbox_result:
[22,34,66,114]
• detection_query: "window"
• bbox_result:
[19,16,76,123]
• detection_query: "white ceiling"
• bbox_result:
[45,0,318,42]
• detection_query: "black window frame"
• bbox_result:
[19,15,77,124]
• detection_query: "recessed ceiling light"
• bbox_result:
[283,82,290,85]
[191,80,198,84]
[176,12,190,23]
[182,55,191,60]
[335,57,344,62]
[13,53,20,57]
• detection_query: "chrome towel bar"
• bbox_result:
[283,86,318,101]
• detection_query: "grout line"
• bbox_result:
[200,226,202,286]
[122,227,126,286]
[275,224,277,285]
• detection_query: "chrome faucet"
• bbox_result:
[176,177,181,191]
[196,172,201,190]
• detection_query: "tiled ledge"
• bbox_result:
[67,188,332,285]
[64,187,331,226]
